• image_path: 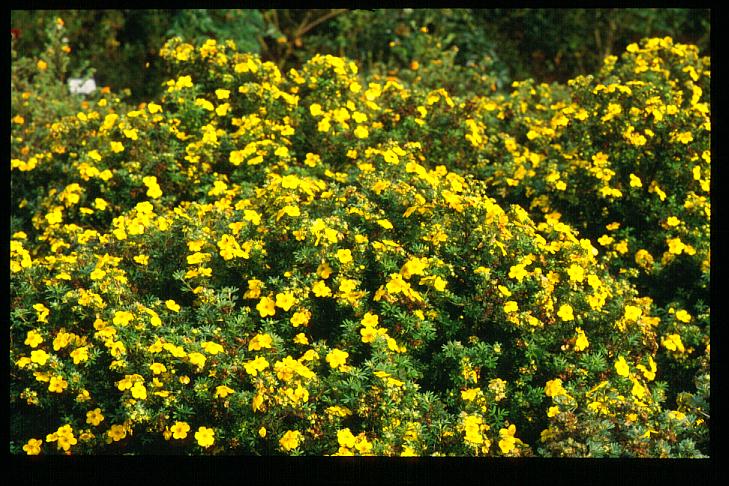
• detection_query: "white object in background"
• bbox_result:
[68,78,97,95]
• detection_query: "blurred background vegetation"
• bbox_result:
[11,8,710,102]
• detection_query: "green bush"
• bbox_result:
[11,9,710,102]
[464,37,710,415]
[476,9,709,83]
[10,20,709,457]
[10,10,266,102]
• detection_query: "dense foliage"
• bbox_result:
[11,9,709,102]
[10,17,709,457]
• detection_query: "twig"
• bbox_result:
[296,8,348,38]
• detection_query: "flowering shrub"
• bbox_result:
[460,37,710,434]
[10,23,709,456]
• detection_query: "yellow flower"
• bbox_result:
[45,209,63,225]
[108,424,126,442]
[23,438,43,455]
[276,205,301,220]
[300,349,319,362]
[432,276,448,292]
[143,176,163,199]
[614,356,630,377]
[336,249,353,264]
[557,304,574,321]
[149,362,167,374]
[635,249,655,269]
[624,305,643,322]
[48,375,69,393]
[317,117,331,132]
[566,264,584,283]
[544,378,566,397]
[662,334,685,353]
[360,326,379,343]
[462,414,485,446]
[244,356,270,376]
[337,428,357,449]
[30,349,49,365]
[309,103,323,117]
[195,426,215,448]
[668,410,686,421]
[25,330,44,348]
[86,408,105,426]
[461,388,480,401]
[326,348,349,369]
[130,382,147,400]
[165,300,181,312]
[164,343,186,359]
[188,352,206,370]
[693,165,702,181]
[133,254,149,265]
[316,260,333,279]
[171,421,190,439]
[386,273,410,294]
[53,331,73,351]
[667,237,685,255]
[243,209,262,226]
[630,378,648,399]
[489,284,508,299]
[147,102,162,114]
[113,310,134,326]
[290,309,311,327]
[650,182,667,201]
[194,98,214,111]
[508,264,529,282]
[312,280,332,297]
[305,152,321,167]
[33,303,50,323]
[279,430,303,451]
[123,128,139,140]
[37,59,48,70]
[256,296,276,317]
[676,131,693,144]
[117,375,135,391]
[366,83,382,101]
[361,312,379,327]
[201,341,224,355]
[243,279,264,299]
[215,103,230,116]
[574,327,589,352]
[70,346,89,364]
[636,356,657,381]
[229,150,245,166]
[629,173,643,188]
[275,292,297,311]
[215,89,230,100]
[248,333,273,351]
[293,333,309,345]
[503,301,519,314]
[46,425,78,452]
[354,125,369,138]
[498,424,518,454]
[675,310,692,323]
[214,385,235,398]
